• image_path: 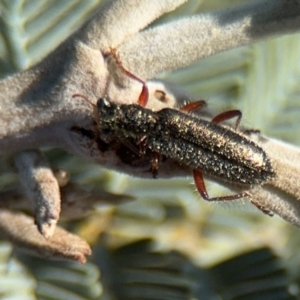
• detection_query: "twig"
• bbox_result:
[14,150,61,239]
[0,210,91,263]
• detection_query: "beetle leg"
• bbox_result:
[149,152,160,179]
[211,110,242,130]
[137,136,160,178]
[193,169,248,201]
[110,48,149,107]
[180,100,207,113]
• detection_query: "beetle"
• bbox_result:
[73,48,275,204]
[95,96,275,202]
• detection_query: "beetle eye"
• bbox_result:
[97,97,118,119]
[97,97,111,110]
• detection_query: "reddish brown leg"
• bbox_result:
[180,100,207,113]
[211,109,242,130]
[137,136,160,178]
[193,169,248,201]
[110,48,149,107]
[118,137,142,156]
[150,152,160,179]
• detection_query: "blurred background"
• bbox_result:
[1,0,300,299]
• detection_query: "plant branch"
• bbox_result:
[116,0,300,79]
[75,0,188,52]
[14,150,61,239]
[2,0,300,258]
[0,210,91,263]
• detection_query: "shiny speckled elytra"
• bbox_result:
[97,97,275,189]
